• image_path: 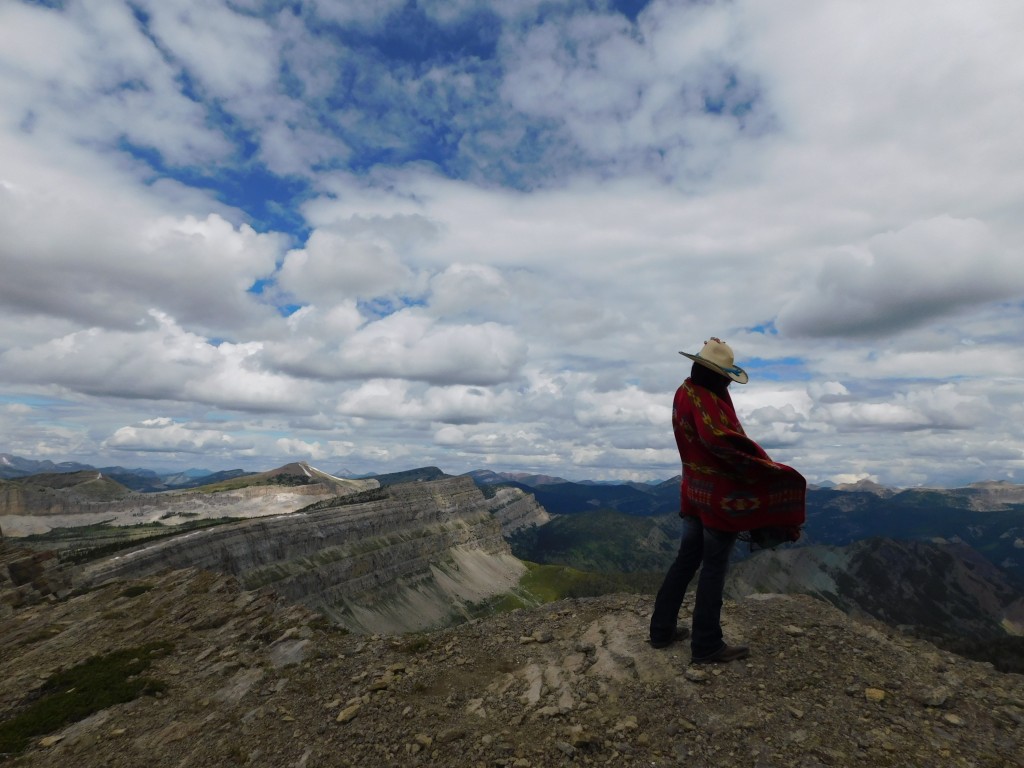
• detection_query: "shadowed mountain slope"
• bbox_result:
[728,537,1024,671]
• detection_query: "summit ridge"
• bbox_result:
[0,568,1021,767]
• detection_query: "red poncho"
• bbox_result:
[674,378,806,534]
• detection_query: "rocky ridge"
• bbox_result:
[1,567,1022,767]
[75,476,541,634]
[0,483,334,539]
[486,486,552,536]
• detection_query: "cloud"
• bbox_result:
[574,385,669,428]
[136,0,280,101]
[2,0,1024,487]
[500,2,771,177]
[429,264,511,317]
[776,217,1023,338]
[105,417,239,454]
[333,310,528,386]
[0,175,285,334]
[277,220,427,305]
[337,379,514,425]
[0,1,232,166]
[0,312,309,412]
[275,437,336,461]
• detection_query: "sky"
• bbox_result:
[2,0,1024,488]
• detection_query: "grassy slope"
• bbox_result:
[508,508,681,574]
[473,561,663,617]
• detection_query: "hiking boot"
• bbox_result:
[649,626,691,649]
[691,644,750,664]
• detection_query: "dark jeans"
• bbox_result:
[649,515,738,657]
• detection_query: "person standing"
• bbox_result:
[649,338,806,663]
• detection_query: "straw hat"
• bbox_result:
[679,337,749,384]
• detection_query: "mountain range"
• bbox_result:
[0,452,254,492]
[2,454,1023,674]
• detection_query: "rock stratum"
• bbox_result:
[74,476,542,634]
[1,567,1022,767]
[0,463,377,536]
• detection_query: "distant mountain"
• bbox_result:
[525,481,677,517]
[0,454,94,480]
[502,478,1024,595]
[832,478,895,497]
[728,537,1024,672]
[91,466,255,493]
[193,462,363,496]
[164,469,254,489]
[466,472,678,517]
[0,462,379,542]
[366,466,450,487]
[0,470,135,514]
[465,469,571,486]
[464,469,511,485]
[803,486,1024,585]
[5,452,1023,583]
[0,453,254,492]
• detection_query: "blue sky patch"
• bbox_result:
[745,356,810,381]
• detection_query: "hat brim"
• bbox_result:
[679,352,749,384]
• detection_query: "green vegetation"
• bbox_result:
[509,508,680,574]
[519,561,660,600]
[0,642,172,757]
[471,562,662,618]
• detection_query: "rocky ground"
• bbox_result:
[1,568,1023,768]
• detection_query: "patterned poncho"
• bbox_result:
[673,378,806,534]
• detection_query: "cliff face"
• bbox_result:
[79,476,529,634]
[0,472,134,517]
[486,485,551,536]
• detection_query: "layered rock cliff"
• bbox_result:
[78,476,536,633]
[0,472,134,517]
[485,485,552,536]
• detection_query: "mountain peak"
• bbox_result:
[833,478,895,496]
